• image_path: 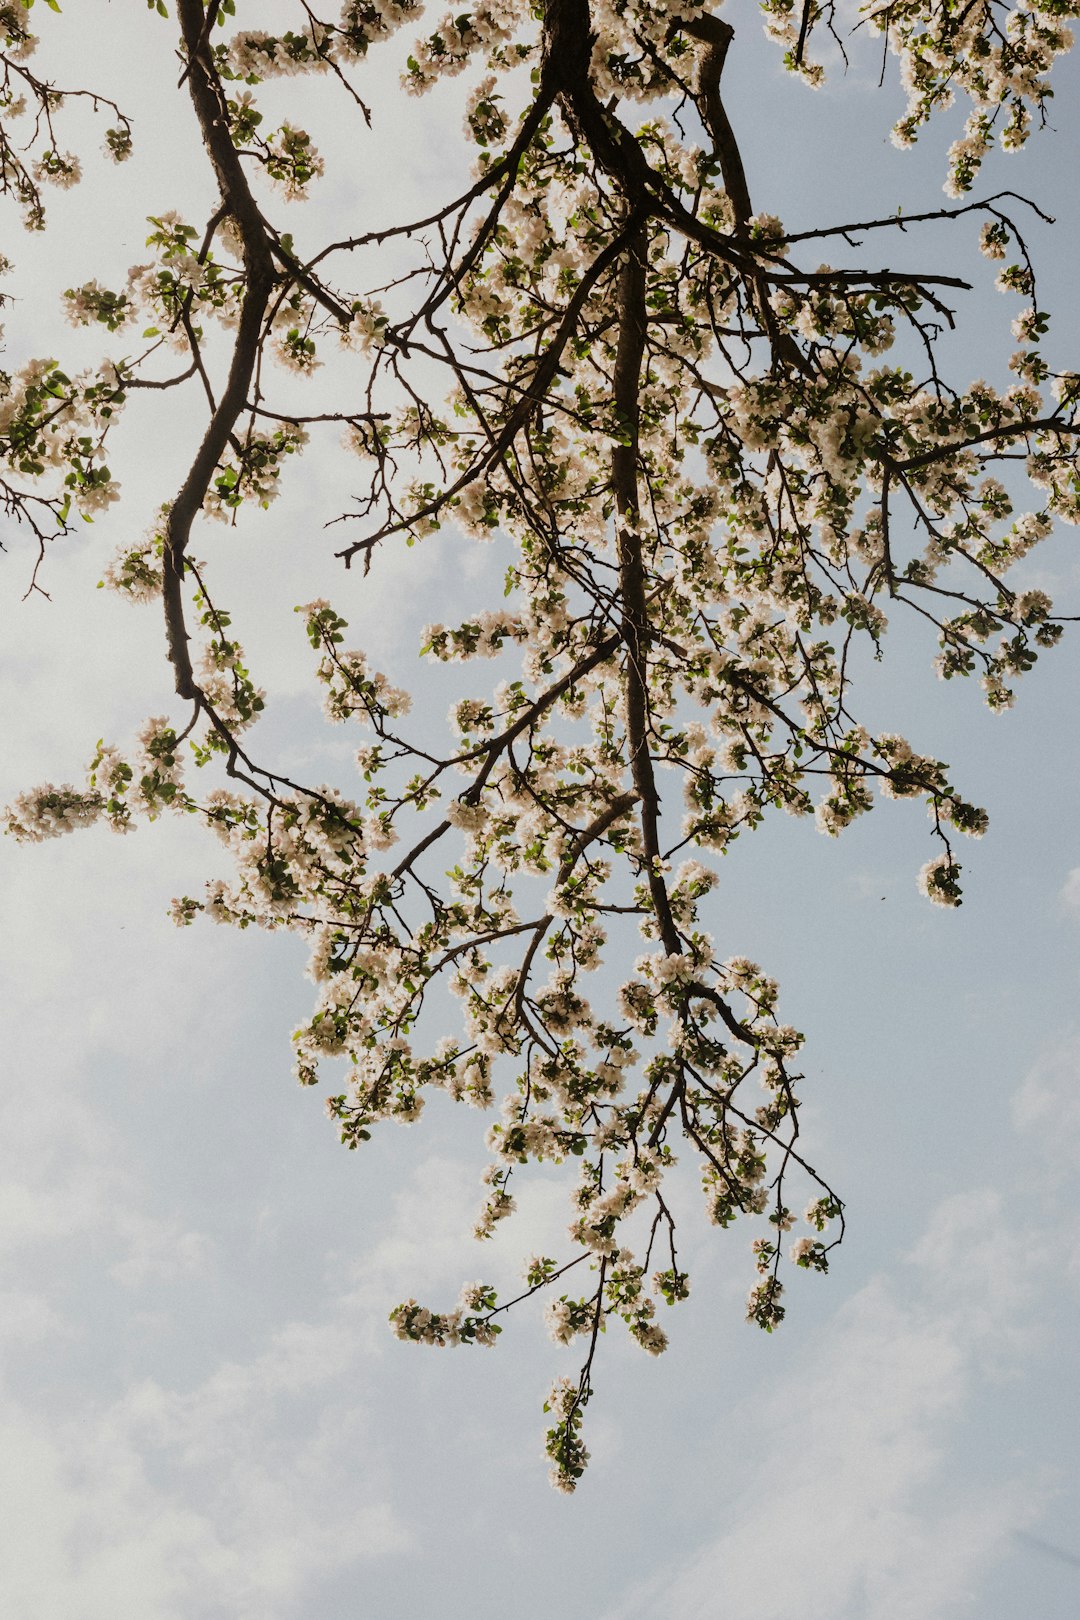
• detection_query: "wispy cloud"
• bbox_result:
[0,1161,441,1619]
[603,1187,1058,1620]
[0,1377,407,1620]
[1012,1034,1080,1173]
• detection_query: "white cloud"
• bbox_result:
[1061,868,1080,912]
[0,1129,592,1617]
[0,1190,428,1619]
[1012,1034,1080,1172]
[604,1190,1049,1620]
[0,1381,407,1620]
[0,1291,69,1347]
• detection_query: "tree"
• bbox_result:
[2,0,1077,1490]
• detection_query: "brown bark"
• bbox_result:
[164,0,278,699]
[611,231,682,958]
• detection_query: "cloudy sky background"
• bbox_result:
[1,4,1079,1615]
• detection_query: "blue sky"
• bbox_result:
[1,5,1079,1615]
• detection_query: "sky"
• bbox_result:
[1,4,1079,1617]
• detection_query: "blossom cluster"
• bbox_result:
[4,0,1078,1492]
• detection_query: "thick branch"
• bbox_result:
[682,14,751,232]
[611,231,681,957]
[163,0,278,698]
